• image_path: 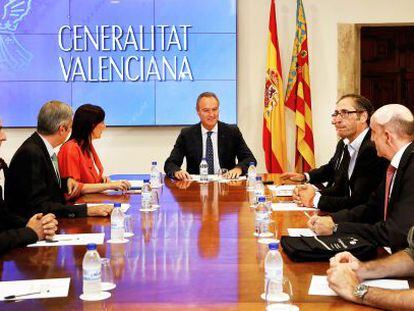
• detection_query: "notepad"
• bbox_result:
[0,278,70,301]
[287,228,315,237]
[129,179,144,189]
[27,233,105,247]
[308,275,409,296]
[268,184,296,196]
[271,202,317,212]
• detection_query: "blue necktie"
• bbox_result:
[206,131,214,174]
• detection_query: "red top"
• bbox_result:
[58,139,104,186]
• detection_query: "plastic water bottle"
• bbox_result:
[254,176,265,204]
[199,158,209,183]
[255,196,270,236]
[264,242,283,296]
[82,243,101,296]
[247,162,257,190]
[111,203,125,241]
[141,179,152,210]
[150,161,161,188]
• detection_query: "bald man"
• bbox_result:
[308,104,414,251]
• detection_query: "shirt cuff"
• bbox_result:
[313,191,321,208]
[304,173,310,182]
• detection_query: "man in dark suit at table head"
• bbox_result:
[164,92,256,180]
[0,120,58,254]
[282,94,388,213]
[308,104,414,251]
[5,100,113,220]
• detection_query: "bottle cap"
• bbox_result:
[269,242,279,250]
[143,179,149,183]
[114,203,121,208]
[256,176,262,181]
[152,161,157,165]
[258,196,266,202]
[87,243,97,251]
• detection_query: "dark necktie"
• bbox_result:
[384,165,396,221]
[339,145,351,179]
[206,131,214,174]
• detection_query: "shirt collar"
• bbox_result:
[201,123,218,135]
[346,127,369,153]
[390,142,411,169]
[37,132,56,157]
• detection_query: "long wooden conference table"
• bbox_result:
[0,174,394,310]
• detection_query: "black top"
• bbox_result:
[164,121,256,178]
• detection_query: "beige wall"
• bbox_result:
[2,0,414,175]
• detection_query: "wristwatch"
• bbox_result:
[353,283,369,301]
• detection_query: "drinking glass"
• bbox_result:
[101,258,116,291]
[124,214,134,238]
[216,168,228,182]
[151,189,160,210]
[265,277,298,311]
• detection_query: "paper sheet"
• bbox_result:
[190,174,246,182]
[87,203,130,213]
[268,184,296,196]
[129,179,143,189]
[308,275,410,296]
[287,228,316,237]
[27,233,105,247]
[0,278,70,301]
[271,202,317,212]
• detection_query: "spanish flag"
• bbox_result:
[285,0,315,172]
[263,0,287,173]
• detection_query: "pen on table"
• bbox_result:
[4,290,49,300]
[304,211,312,219]
[46,237,81,243]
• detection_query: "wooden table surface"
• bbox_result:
[0,174,382,310]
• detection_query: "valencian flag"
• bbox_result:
[263,0,287,173]
[285,0,315,172]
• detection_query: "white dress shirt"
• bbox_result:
[201,123,221,173]
[388,142,411,196]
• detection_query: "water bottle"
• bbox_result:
[199,158,209,183]
[111,203,125,241]
[247,162,257,190]
[141,179,152,210]
[264,242,283,296]
[82,243,101,296]
[255,196,270,237]
[254,176,265,204]
[150,161,161,188]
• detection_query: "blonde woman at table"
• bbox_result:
[58,104,130,194]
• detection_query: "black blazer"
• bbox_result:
[5,132,87,220]
[164,121,256,178]
[0,189,38,255]
[309,130,388,212]
[332,142,414,251]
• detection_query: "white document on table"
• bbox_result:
[129,179,143,189]
[287,228,315,237]
[27,233,105,247]
[87,203,130,213]
[268,184,296,196]
[0,277,70,301]
[308,275,409,296]
[190,175,246,182]
[271,202,317,212]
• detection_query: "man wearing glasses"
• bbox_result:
[282,94,387,213]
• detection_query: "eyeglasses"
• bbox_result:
[331,109,366,118]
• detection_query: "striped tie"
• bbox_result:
[206,131,214,174]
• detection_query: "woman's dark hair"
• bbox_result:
[69,104,105,152]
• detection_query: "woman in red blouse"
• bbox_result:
[58,104,130,194]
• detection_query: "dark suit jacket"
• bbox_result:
[164,121,256,178]
[5,132,87,220]
[332,142,414,251]
[308,130,388,212]
[0,188,37,255]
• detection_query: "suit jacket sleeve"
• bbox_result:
[7,146,87,219]
[233,126,256,174]
[308,141,343,185]
[164,130,186,178]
